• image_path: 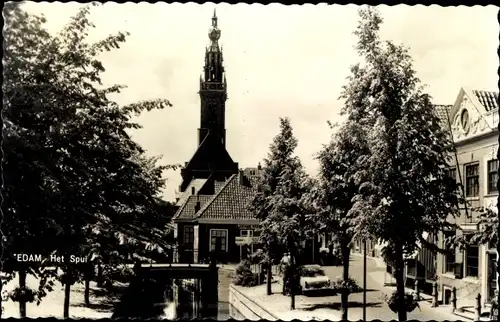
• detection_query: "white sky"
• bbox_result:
[21,2,499,202]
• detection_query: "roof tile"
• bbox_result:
[472,90,499,112]
[434,104,452,130]
[195,173,259,221]
[173,195,212,221]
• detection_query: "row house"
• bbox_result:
[405,87,498,306]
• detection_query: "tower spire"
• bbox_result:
[212,8,218,27]
[198,11,227,148]
[208,8,221,50]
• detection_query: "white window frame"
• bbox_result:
[486,159,499,195]
[464,239,479,279]
[209,229,228,252]
[465,162,480,198]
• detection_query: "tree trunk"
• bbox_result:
[341,242,351,320]
[394,242,407,321]
[19,268,27,318]
[84,263,92,306]
[266,263,272,296]
[290,252,296,310]
[96,263,103,287]
[84,279,90,306]
[63,279,71,318]
[267,247,272,295]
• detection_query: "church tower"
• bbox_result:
[198,9,227,147]
[179,10,238,193]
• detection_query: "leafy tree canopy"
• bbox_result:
[2,2,177,313]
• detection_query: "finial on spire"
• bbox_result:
[208,9,221,49]
[212,8,218,27]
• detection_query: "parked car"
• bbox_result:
[297,265,334,295]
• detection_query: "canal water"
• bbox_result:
[113,268,234,319]
[113,277,200,319]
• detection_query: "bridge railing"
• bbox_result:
[173,249,200,264]
[172,249,226,265]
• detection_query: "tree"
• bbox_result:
[342,8,461,321]
[250,118,309,309]
[249,118,295,296]
[3,2,175,318]
[307,120,370,320]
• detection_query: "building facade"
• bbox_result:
[171,11,263,264]
[404,88,498,306]
[171,11,322,265]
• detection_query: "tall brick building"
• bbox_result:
[171,11,263,264]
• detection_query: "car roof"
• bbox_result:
[302,264,322,269]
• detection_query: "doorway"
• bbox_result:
[487,252,497,303]
[444,288,452,305]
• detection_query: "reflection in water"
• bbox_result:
[162,300,177,320]
[114,274,218,320]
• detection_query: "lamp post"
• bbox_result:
[363,239,367,321]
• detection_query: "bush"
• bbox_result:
[9,286,37,303]
[382,291,420,313]
[233,260,264,287]
[249,249,268,265]
[332,276,362,294]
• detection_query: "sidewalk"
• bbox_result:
[352,253,491,321]
[370,269,491,321]
[233,280,342,321]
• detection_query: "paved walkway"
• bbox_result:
[235,255,475,321]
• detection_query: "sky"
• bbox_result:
[21,2,499,202]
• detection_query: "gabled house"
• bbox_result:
[405,87,499,306]
[172,168,263,264]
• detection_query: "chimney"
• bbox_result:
[194,200,201,213]
[191,187,196,195]
[238,170,245,186]
[257,162,262,170]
